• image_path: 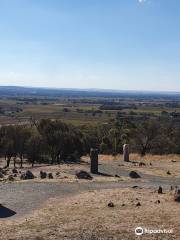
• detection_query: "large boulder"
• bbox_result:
[12,168,18,174]
[20,170,35,180]
[48,173,53,179]
[40,171,47,179]
[0,172,4,179]
[76,170,93,180]
[129,171,141,179]
[0,168,7,175]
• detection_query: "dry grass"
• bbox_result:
[91,154,180,178]
[0,188,179,240]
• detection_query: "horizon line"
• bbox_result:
[0,85,180,95]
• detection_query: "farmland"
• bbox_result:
[1,86,180,126]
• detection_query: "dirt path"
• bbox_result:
[0,174,179,219]
[1,160,180,219]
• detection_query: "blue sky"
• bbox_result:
[0,0,180,91]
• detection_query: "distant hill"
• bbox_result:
[0,86,180,98]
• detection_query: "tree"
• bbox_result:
[16,126,32,167]
[133,120,160,156]
[26,132,42,167]
[38,119,72,164]
[0,126,17,167]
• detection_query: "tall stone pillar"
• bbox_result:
[123,144,129,162]
[90,148,98,174]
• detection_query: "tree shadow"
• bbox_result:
[0,205,16,218]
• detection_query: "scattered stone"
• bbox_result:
[122,204,125,207]
[48,173,53,179]
[13,174,17,177]
[12,168,18,174]
[139,162,146,166]
[0,168,7,175]
[108,202,115,208]
[155,200,160,204]
[129,171,141,179]
[115,174,120,178]
[132,186,139,189]
[136,202,141,207]
[174,189,180,202]
[171,160,177,163]
[167,170,171,175]
[150,163,152,166]
[21,170,35,180]
[170,186,174,191]
[56,172,60,176]
[76,170,93,180]
[8,175,14,181]
[40,171,47,179]
[0,172,4,178]
[158,186,163,194]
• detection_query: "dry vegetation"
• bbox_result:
[1,154,180,240]
[0,188,179,240]
[95,154,180,178]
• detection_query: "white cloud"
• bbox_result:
[138,0,146,3]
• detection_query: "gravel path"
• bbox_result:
[0,163,180,219]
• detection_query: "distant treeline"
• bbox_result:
[0,115,180,167]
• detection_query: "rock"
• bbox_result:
[123,144,129,162]
[90,148,99,174]
[129,171,141,179]
[12,168,18,174]
[158,186,163,194]
[48,173,53,179]
[139,162,146,166]
[136,202,141,207]
[174,189,180,202]
[167,170,171,175]
[150,162,152,166]
[76,170,93,180]
[132,186,138,189]
[170,186,173,191]
[171,160,176,163]
[122,204,125,207]
[40,171,47,179]
[8,175,14,181]
[21,170,35,180]
[0,172,4,178]
[0,168,7,175]
[56,172,60,176]
[108,202,115,207]
[155,200,160,204]
[115,174,120,178]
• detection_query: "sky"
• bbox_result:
[0,0,180,91]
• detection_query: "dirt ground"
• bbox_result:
[1,154,180,182]
[0,187,179,240]
[0,154,180,240]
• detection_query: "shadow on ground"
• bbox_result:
[0,205,16,218]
